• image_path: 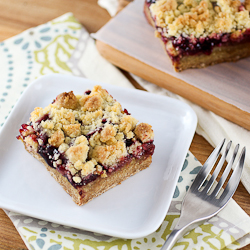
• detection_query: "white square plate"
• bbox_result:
[0,74,197,239]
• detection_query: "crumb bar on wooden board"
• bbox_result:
[144,0,250,71]
[17,85,155,206]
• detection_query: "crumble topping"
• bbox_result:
[21,125,34,137]
[58,143,69,153]
[119,115,138,135]
[66,142,89,164]
[24,135,39,151]
[90,141,127,167]
[54,91,79,110]
[62,124,81,138]
[150,0,250,38]
[134,123,154,143]
[23,85,154,185]
[100,124,117,142]
[80,93,103,112]
[30,107,44,123]
[48,129,65,147]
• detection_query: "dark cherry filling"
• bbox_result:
[17,123,38,143]
[19,124,30,135]
[123,109,131,115]
[37,143,98,188]
[125,138,134,147]
[102,118,107,124]
[142,141,155,155]
[164,30,250,62]
[85,90,91,95]
[36,114,50,124]
[38,145,62,168]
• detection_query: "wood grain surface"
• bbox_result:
[0,1,249,250]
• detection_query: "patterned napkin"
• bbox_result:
[1,13,250,250]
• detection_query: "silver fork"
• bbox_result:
[161,139,246,250]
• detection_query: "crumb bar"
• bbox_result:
[145,0,250,71]
[17,85,155,205]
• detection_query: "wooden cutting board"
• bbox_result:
[94,0,250,131]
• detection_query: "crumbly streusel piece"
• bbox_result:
[17,85,155,205]
[245,0,250,11]
[145,0,250,71]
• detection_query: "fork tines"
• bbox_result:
[191,139,245,203]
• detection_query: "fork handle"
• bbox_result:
[161,221,201,250]
[161,228,182,250]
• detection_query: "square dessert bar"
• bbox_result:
[145,0,250,71]
[17,85,155,205]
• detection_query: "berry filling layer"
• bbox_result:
[159,27,250,61]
